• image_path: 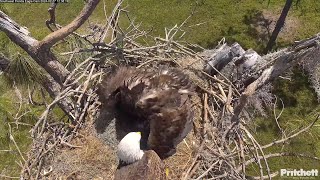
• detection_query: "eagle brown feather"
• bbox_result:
[97,66,195,158]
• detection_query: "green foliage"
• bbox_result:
[273,68,318,115]
[1,0,320,53]
[3,53,45,86]
[120,0,320,52]
[0,73,71,177]
[0,91,34,176]
[246,68,320,179]
[0,79,48,176]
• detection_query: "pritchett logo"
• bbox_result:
[281,169,318,178]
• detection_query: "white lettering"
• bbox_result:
[280,169,319,177]
[281,169,287,176]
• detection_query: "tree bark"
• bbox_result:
[0,1,100,117]
[0,0,100,85]
[264,0,293,53]
[0,10,70,85]
[231,33,320,124]
[39,0,100,49]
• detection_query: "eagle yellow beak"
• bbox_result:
[137,132,141,135]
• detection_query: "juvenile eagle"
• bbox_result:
[97,66,195,159]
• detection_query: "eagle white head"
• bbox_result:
[117,132,144,164]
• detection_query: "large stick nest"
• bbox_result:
[20,2,320,180]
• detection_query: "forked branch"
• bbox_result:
[39,0,100,49]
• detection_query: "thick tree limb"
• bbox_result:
[41,75,74,116]
[265,0,293,53]
[39,0,100,49]
[231,34,320,124]
[0,0,100,85]
[0,1,101,117]
[0,11,69,84]
[0,11,37,49]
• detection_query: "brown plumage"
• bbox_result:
[114,150,166,180]
[97,66,195,158]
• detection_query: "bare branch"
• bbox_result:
[8,123,26,163]
[39,0,100,49]
[0,174,19,179]
[0,10,69,84]
[261,114,320,149]
[231,34,320,124]
[45,2,58,32]
[273,96,285,138]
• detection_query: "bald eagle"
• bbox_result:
[117,132,144,164]
[114,132,167,180]
[97,66,195,159]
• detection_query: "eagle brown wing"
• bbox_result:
[97,67,135,103]
[97,67,195,158]
[147,91,193,158]
[134,68,195,158]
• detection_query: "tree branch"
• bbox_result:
[39,0,100,49]
[0,0,100,85]
[45,2,58,32]
[231,34,320,124]
[261,114,319,149]
[0,10,69,84]
[0,11,37,49]
[265,0,293,53]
